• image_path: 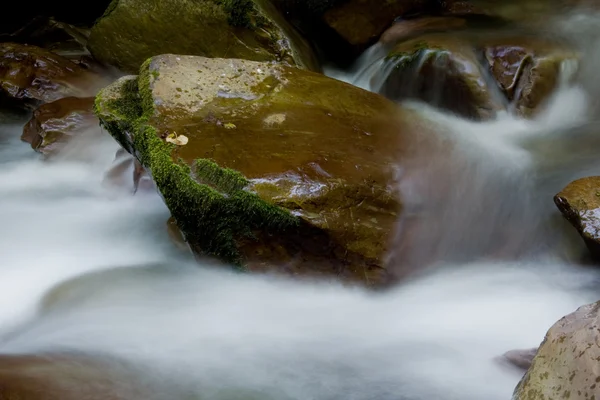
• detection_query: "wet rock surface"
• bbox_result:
[0,17,91,61]
[498,347,538,371]
[379,16,468,45]
[377,34,505,120]
[483,37,579,116]
[93,55,433,285]
[0,43,105,106]
[513,301,600,400]
[554,176,600,260]
[88,0,318,74]
[103,148,154,194]
[21,97,97,155]
[321,0,431,48]
[0,352,169,400]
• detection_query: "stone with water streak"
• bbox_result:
[497,347,538,371]
[270,0,478,63]
[93,55,431,285]
[0,43,106,107]
[21,97,97,155]
[483,36,579,117]
[88,0,318,74]
[554,176,600,260]
[103,148,155,194]
[377,34,505,120]
[513,301,600,400]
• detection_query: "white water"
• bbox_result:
[1,12,600,400]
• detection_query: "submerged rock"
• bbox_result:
[483,37,579,116]
[21,97,97,155]
[497,347,537,371]
[0,352,170,400]
[554,176,600,260]
[88,0,318,74]
[377,34,505,120]
[94,55,425,285]
[513,301,600,400]
[103,148,154,194]
[0,43,104,106]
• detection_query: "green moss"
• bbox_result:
[97,0,120,23]
[95,61,300,266]
[138,58,156,115]
[386,41,433,69]
[94,76,143,152]
[194,158,249,193]
[213,0,268,28]
[110,78,144,121]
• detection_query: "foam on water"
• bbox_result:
[0,123,180,334]
[1,260,598,400]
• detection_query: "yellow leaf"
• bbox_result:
[166,134,189,146]
[223,123,237,129]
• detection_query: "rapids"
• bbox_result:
[2,9,600,400]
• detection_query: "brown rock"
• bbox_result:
[0,43,106,106]
[379,16,467,45]
[322,0,430,47]
[0,16,91,61]
[513,301,600,400]
[484,37,579,116]
[167,217,189,252]
[498,348,538,371]
[377,34,505,120]
[554,176,600,260]
[94,56,437,286]
[21,97,97,155]
[0,352,168,400]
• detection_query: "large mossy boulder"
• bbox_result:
[513,301,600,400]
[88,0,318,74]
[94,55,423,285]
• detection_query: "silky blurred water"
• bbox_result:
[1,9,600,400]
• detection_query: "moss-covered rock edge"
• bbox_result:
[385,41,439,70]
[95,58,300,266]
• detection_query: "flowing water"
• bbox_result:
[2,10,600,400]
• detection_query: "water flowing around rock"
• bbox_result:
[2,2,600,400]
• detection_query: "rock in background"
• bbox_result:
[88,0,319,73]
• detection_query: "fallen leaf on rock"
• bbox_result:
[166,133,189,146]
